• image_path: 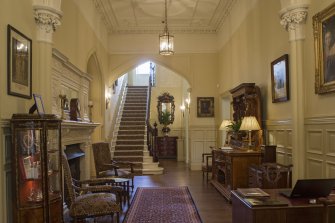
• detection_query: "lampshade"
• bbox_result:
[219,120,232,130]
[159,0,174,55]
[239,116,261,131]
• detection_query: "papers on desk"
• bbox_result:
[243,197,289,207]
[237,188,270,197]
[221,146,233,150]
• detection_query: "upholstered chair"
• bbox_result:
[62,153,122,223]
[92,142,135,190]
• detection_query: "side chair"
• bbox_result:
[202,146,214,182]
[62,153,122,223]
[92,142,135,190]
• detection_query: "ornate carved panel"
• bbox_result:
[229,83,262,148]
[51,49,92,122]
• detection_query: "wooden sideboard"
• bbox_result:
[211,149,262,201]
[156,136,178,159]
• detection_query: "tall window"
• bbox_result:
[136,61,151,74]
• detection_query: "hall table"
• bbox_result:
[231,189,335,223]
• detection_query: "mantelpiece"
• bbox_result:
[51,48,91,122]
[61,120,99,179]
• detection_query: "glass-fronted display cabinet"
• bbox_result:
[11,114,63,223]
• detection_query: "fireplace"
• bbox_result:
[64,144,85,180]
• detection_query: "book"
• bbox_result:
[237,188,270,197]
[244,197,289,207]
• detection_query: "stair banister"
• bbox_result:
[146,75,158,162]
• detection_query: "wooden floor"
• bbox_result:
[66,159,232,223]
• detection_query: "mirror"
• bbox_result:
[157,92,175,127]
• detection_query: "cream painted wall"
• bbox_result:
[151,65,184,132]
[0,0,36,119]
[218,0,290,121]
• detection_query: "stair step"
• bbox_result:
[121,117,146,121]
[119,126,145,130]
[116,141,145,145]
[118,130,145,135]
[117,135,145,140]
[120,121,145,125]
[114,157,144,162]
[114,151,144,156]
[114,145,145,150]
[122,113,146,118]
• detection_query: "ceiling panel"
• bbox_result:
[93,0,234,34]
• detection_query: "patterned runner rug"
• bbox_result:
[123,186,202,223]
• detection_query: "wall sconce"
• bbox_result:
[185,98,190,113]
[239,116,261,150]
[88,100,93,122]
[180,104,186,117]
[105,92,111,109]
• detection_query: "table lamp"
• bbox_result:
[239,116,261,149]
[219,119,232,145]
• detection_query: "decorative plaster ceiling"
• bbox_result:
[93,0,235,34]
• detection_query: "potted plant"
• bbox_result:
[226,119,243,140]
[160,110,171,135]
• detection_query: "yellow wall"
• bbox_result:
[218,0,290,121]
[0,0,36,119]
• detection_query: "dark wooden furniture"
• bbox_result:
[156,136,178,159]
[229,83,262,149]
[260,145,277,163]
[231,189,335,223]
[248,163,292,189]
[211,149,262,201]
[202,152,212,182]
[11,114,63,223]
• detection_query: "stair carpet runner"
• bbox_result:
[111,86,163,175]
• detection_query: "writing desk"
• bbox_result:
[231,189,335,223]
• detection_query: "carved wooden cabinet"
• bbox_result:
[156,136,178,159]
[211,149,262,201]
[11,114,63,223]
[229,83,262,149]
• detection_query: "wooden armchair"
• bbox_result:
[62,153,122,223]
[92,142,135,190]
[202,152,213,182]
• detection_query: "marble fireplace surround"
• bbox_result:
[61,121,99,180]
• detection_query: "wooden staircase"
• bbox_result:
[111,86,163,174]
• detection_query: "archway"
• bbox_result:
[109,60,191,163]
[87,53,104,142]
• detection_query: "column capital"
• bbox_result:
[33,2,63,43]
[279,6,308,31]
[279,3,309,41]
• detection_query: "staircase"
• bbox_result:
[111,86,163,175]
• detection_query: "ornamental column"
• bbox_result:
[279,0,309,183]
[32,0,62,113]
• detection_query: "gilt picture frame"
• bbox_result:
[271,54,289,103]
[197,97,214,117]
[313,2,335,94]
[7,25,32,99]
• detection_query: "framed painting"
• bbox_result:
[313,2,335,94]
[7,25,32,99]
[271,54,289,103]
[197,97,214,117]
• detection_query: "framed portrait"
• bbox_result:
[33,94,45,115]
[197,97,214,117]
[7,25,32,99]
[313,3,335,94]
[271,54,289,103]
